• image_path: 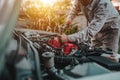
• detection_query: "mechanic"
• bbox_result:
[60,0,120,62]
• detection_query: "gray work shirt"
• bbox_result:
[67,0,120,42]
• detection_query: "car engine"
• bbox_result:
[2,28,120,80]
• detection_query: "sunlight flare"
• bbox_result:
[40,0,57,6]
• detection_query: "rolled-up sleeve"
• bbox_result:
[68,3,109,42]
[66,0,81,21]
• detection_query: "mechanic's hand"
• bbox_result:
[60,34,69,43]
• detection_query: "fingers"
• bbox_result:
[60,34,68,43]
[51,34,68,44]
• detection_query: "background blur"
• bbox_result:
[17,0,72,33]
[16,0,120,53]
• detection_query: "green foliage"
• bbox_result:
[64,24,79,35]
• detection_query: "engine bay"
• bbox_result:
[4,28,120,80]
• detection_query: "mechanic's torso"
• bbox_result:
[82,0,119,23]
[81,0,120,32]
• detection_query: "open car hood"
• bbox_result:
[0,0,21,72]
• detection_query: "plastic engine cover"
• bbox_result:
[48,37,78,55]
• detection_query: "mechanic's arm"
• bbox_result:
[65,0,81,28]
[67,3,109,42]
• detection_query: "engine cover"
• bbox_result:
[48,37,78,55]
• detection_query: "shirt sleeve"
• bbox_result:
[66,0,81,21]
[67,3,109,42]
